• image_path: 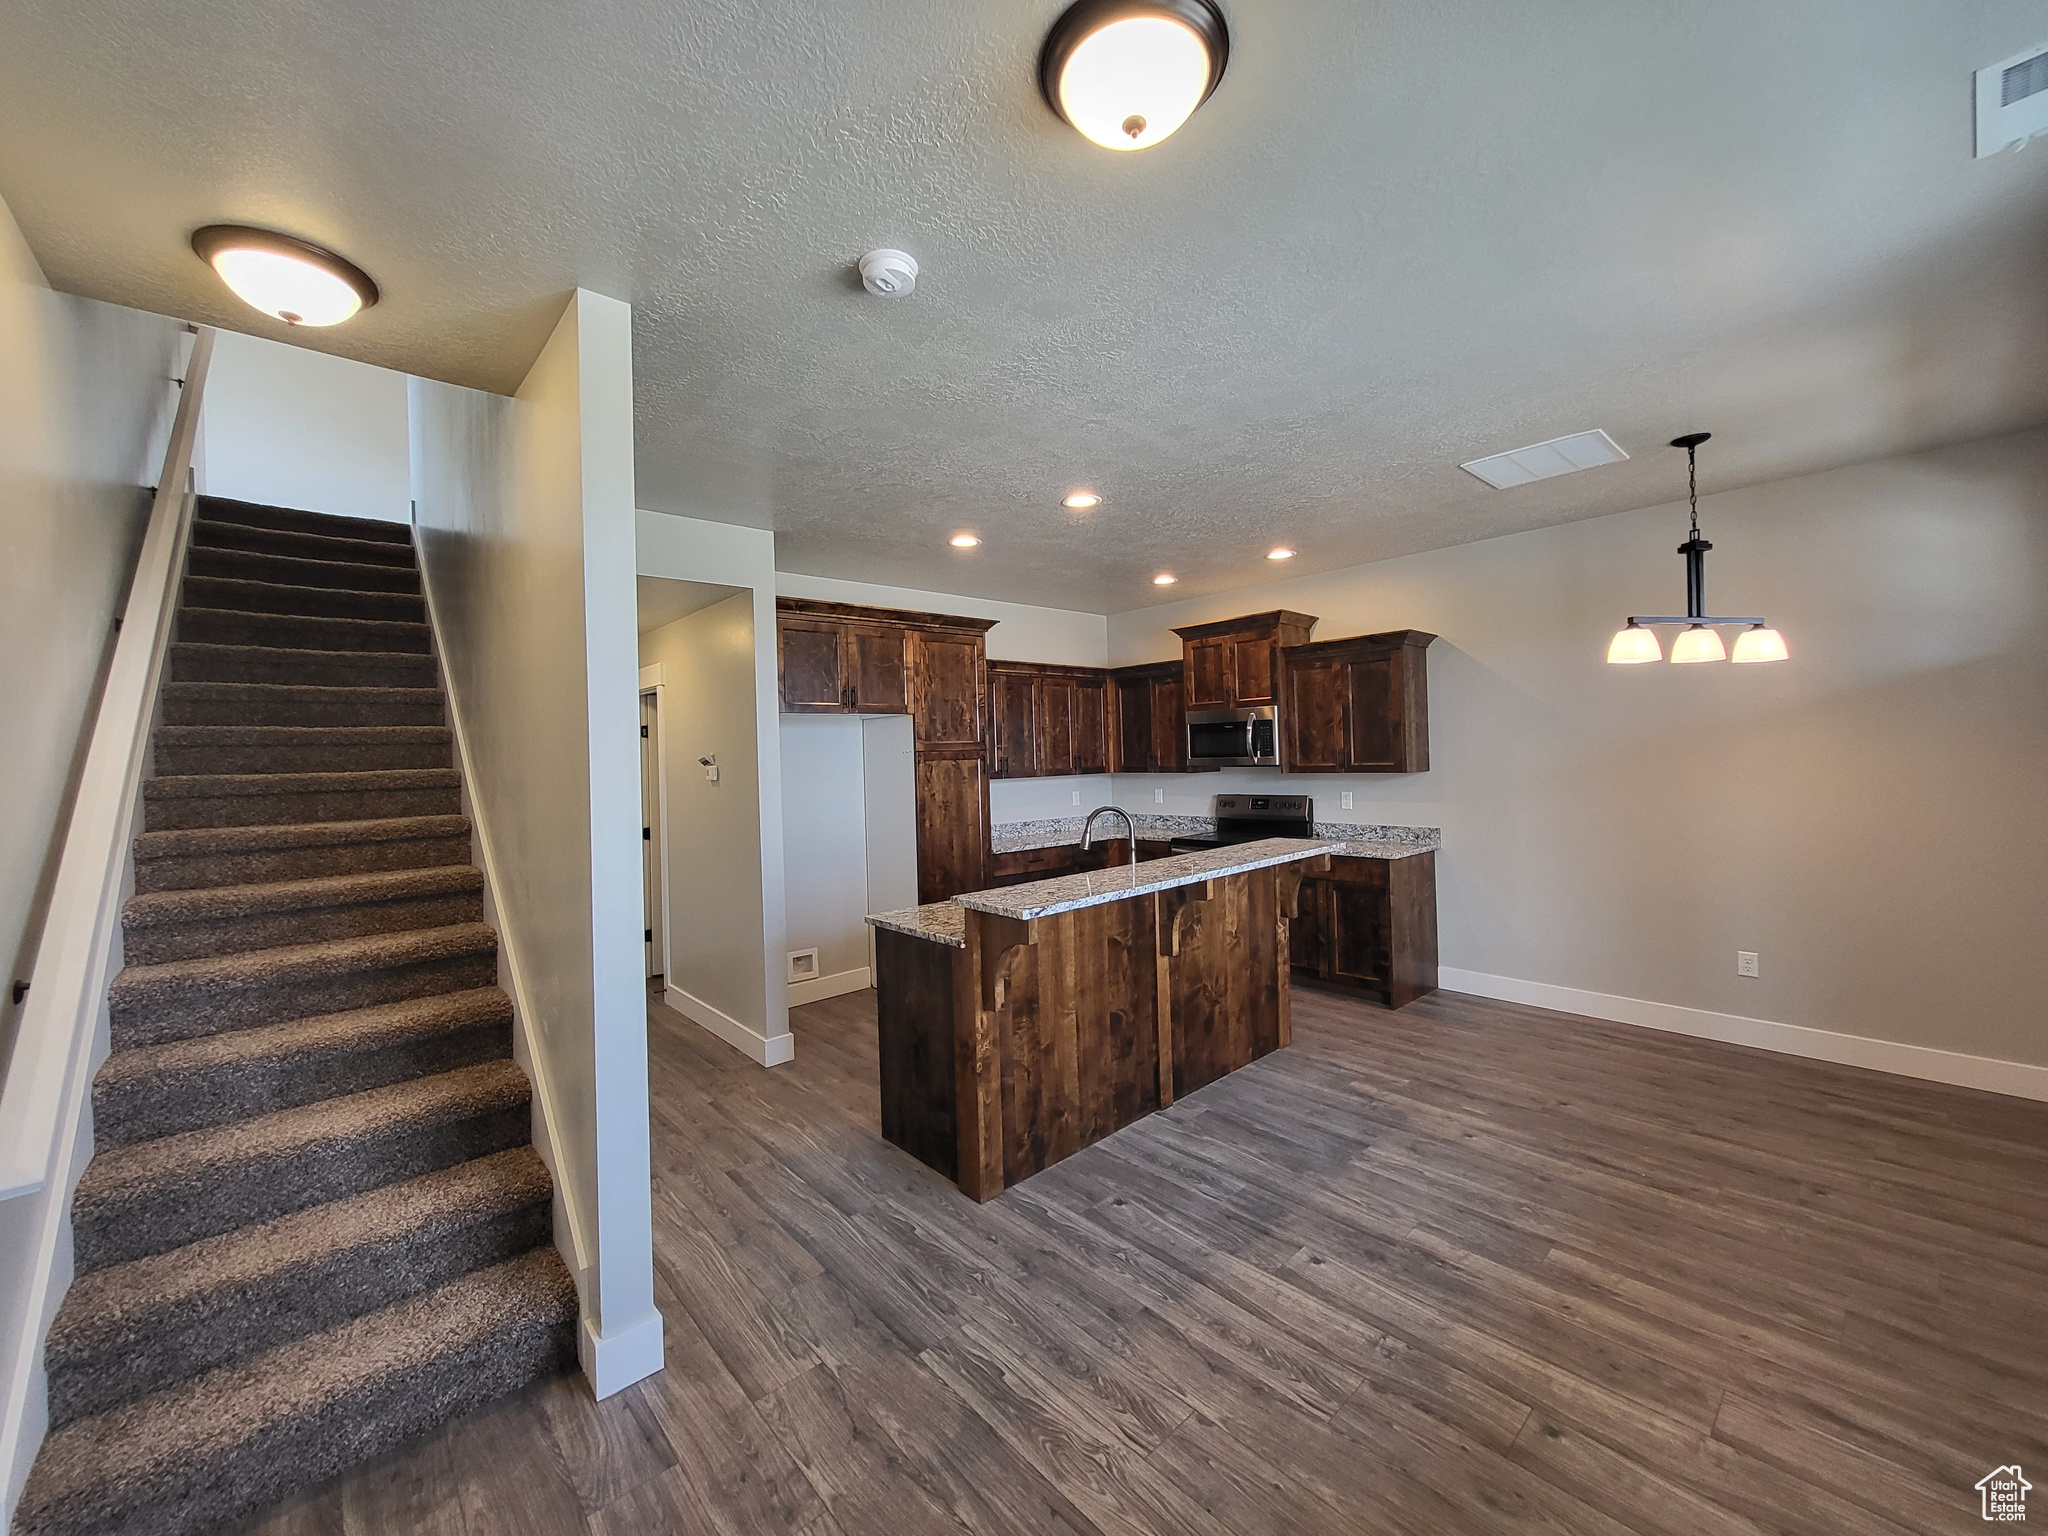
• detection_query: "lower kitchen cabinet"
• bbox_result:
[985,837,1176,887]
[1290,851,1437,1008]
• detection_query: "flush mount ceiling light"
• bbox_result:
[1607,433,1789,667]
[1040,0,1229,152]
[1266,547,1295,561]
[190,225,378,326]
[1062,491,1100,509]
[949,533,981,548]
[1152,573,1178,585]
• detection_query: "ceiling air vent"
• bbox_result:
[1460,429,1627,490]
[1976,39,2048,156]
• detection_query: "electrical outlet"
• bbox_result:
[1340,791,1354,811]
[1736,951,1759,978]
[1072,790,1081,805]
[1154,788,1165,804]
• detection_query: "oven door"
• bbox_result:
[1186,707,1279,767]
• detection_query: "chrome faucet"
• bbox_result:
[1081,805,1138,870]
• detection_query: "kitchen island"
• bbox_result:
[866,838,1333,1200]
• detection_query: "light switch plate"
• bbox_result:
[1736,951,1759,978]
[1154,788,1164,804]
[1072,790,1081,805]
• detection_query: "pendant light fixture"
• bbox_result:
[1607,433,1788,666]
[1040,0,1229,152]
[191,225,379,326]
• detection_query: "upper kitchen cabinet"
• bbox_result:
[1109,660,1191,774]
[775,598,989,721]
[1172,611,1319,710]
[908,627,987,748]
[1282,630,1435,773]
[987,661,1110,778]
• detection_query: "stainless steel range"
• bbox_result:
[1167,795,1314,855]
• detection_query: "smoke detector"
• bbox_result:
[858,249,919,297]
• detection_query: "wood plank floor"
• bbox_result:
[234,981,2048,1536]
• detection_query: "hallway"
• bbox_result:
[236,983,2048,1535]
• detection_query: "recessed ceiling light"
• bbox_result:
[1062,491,1100,510]
[1040,0,1229,152]
[190,225,378,326]
[1152,573,1177,585]
[1266,548,1295,561]
[949,534,981,548]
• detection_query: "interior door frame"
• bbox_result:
[638,668,672,982]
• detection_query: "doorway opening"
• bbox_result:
[638,685,666,982]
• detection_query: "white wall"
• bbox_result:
[202,328,410,522]
[989,775,1117,824]
[0,189,184,1521]
[778,717,870,989]
[861,716,919,935]
[636,512,790,1061]
[0,196,182,1071]
[1108,430,2048,1076]
[411,290,660,1397]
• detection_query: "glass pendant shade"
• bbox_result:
[191,226,378,326]
[1042,0,1228,151]
[1669,624,1727,664]
[1730,625,1789,663]
[1606,623,1662,664]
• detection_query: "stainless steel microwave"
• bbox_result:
[1186,706,1280,768]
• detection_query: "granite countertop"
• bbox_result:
[871,823,1443,942]
[954,837,1334,921]
[989,814,1211,854]
[866,902,966,948]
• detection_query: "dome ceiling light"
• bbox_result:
[1607,433,1789,667]
[190,225,379,327]
[1040,0,1229,152]
[1062,491,1100,509]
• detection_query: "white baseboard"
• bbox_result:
[1438,968,2048,1104]
[664,984,795,1067]
[789,966,870,1008]
[578,1307,665,1399]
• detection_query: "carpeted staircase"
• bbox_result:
[15,498,577,1536]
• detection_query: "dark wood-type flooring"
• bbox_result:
[234,981,2048,1535]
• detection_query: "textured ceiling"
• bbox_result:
[5,1,2048,612]
[637,576,741,634]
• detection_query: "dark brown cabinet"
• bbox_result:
[987,662,1112,779]
[775,605,912,714]
[1280,630,1434,773]
[985,837,1175,887]
[1171,611,1318,712]
[1291,852,1437,1009]
[1108,660,1192,774]
[777,598,995,902]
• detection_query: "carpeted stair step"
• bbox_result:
[190,519,416,571]
[153,724,451,776]
[186,544,421,594]
[143,768,461,832]
[169,641,438,690]
[109,922,498,1048]
[198,496,414,546]
[70,1058,533,1272]
[180,574,426,625]
[92,988,513,1145]
[16,1248,574,1536]
[44,1147,551,1427]
[133,813,471,892]
[161,681,444,729]
[177,606,431,655]
[121,866,485,965]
